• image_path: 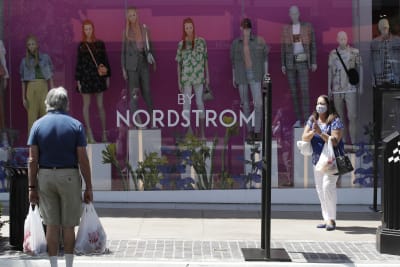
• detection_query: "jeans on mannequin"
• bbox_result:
[238,69,262,134]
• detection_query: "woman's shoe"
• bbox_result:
[326,220,336,231]
[326,224,336,231]
[316,223,326,229]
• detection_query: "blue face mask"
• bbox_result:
[316,104,327,114]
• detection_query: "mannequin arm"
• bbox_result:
[177,64,182,92]
[22,81,28,110]
[232,68,237,89]
[264,61,269,75]
[327,66,332,97]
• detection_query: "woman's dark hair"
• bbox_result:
[311,94,339,125]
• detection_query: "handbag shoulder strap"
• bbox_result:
[85,42,98,68]
[335,48,349,75]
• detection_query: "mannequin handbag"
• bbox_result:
[334,144,354,175]
[85,43,108,76]
[335,48,359,85]
[203,84,213,101]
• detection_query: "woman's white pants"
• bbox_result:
[313,167,339,221]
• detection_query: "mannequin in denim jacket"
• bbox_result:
[371,18,400,86]
[20,35,54,133]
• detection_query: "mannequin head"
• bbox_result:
[240,18,252,38]
[289,5,300,24]
[378,18,390,36]
[81,20,96,42]
[126,7,139,26]
[182,17,195,49]
[25,34,39,66]
[125,7,142,41]
[337,31,348,48]
[26,35,38,55]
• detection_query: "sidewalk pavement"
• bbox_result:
[1,202,400,266]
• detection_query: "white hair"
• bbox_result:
[45,86,69,112]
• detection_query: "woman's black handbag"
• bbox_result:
[334,145,354,175]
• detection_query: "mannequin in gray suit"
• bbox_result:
[121,7,156,127]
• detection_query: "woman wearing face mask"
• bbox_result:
[20,34,54,133]
[302,95,344,231]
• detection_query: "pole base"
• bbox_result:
[376,226,400,255]
[241,248,291,261]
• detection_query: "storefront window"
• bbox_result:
[0,0,386,192]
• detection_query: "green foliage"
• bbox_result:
[136,152,168,190]
[102,143,133,190]
[177,133,218,190]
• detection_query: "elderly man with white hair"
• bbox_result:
[27,86,93,267]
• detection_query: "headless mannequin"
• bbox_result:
[328,31,363,144]
[176,18,209,138]
[281,5,317,125]
[77,23,108,143]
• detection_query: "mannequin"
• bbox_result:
[176,17,209,138]
[0,40,9,140]
[231,18,269,141]
[20,35,54,133]
[370,18,400,86]
[75,19,110,143]
[281,5,317,126]
[328,31,363,144]
[121,7,155,128]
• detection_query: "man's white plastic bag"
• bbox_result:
[23,205,47,255]
[75,202,107,255]
[315,137,338,175]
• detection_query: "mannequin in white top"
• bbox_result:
[328,31,363,144]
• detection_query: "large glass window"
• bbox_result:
[0,0,384,192]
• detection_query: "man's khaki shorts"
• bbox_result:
[37,168,82,226]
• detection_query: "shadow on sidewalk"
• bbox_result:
[300,252,352,264]
[335,226,377,235]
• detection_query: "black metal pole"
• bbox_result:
[241,74,290,262]
[371,87,379,212]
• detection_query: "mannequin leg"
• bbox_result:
[96,92,107,142]
[249,80,262,137]
[183,85,193,135]
[286,68,301,123]
[238,83,252,139]
[26,81,40,133]
[333,94,347,143]
[140,66,154,127]
[345,92,358,144]
[297,63,310,123]
[193,84,205,138]
[82,94,94,143]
